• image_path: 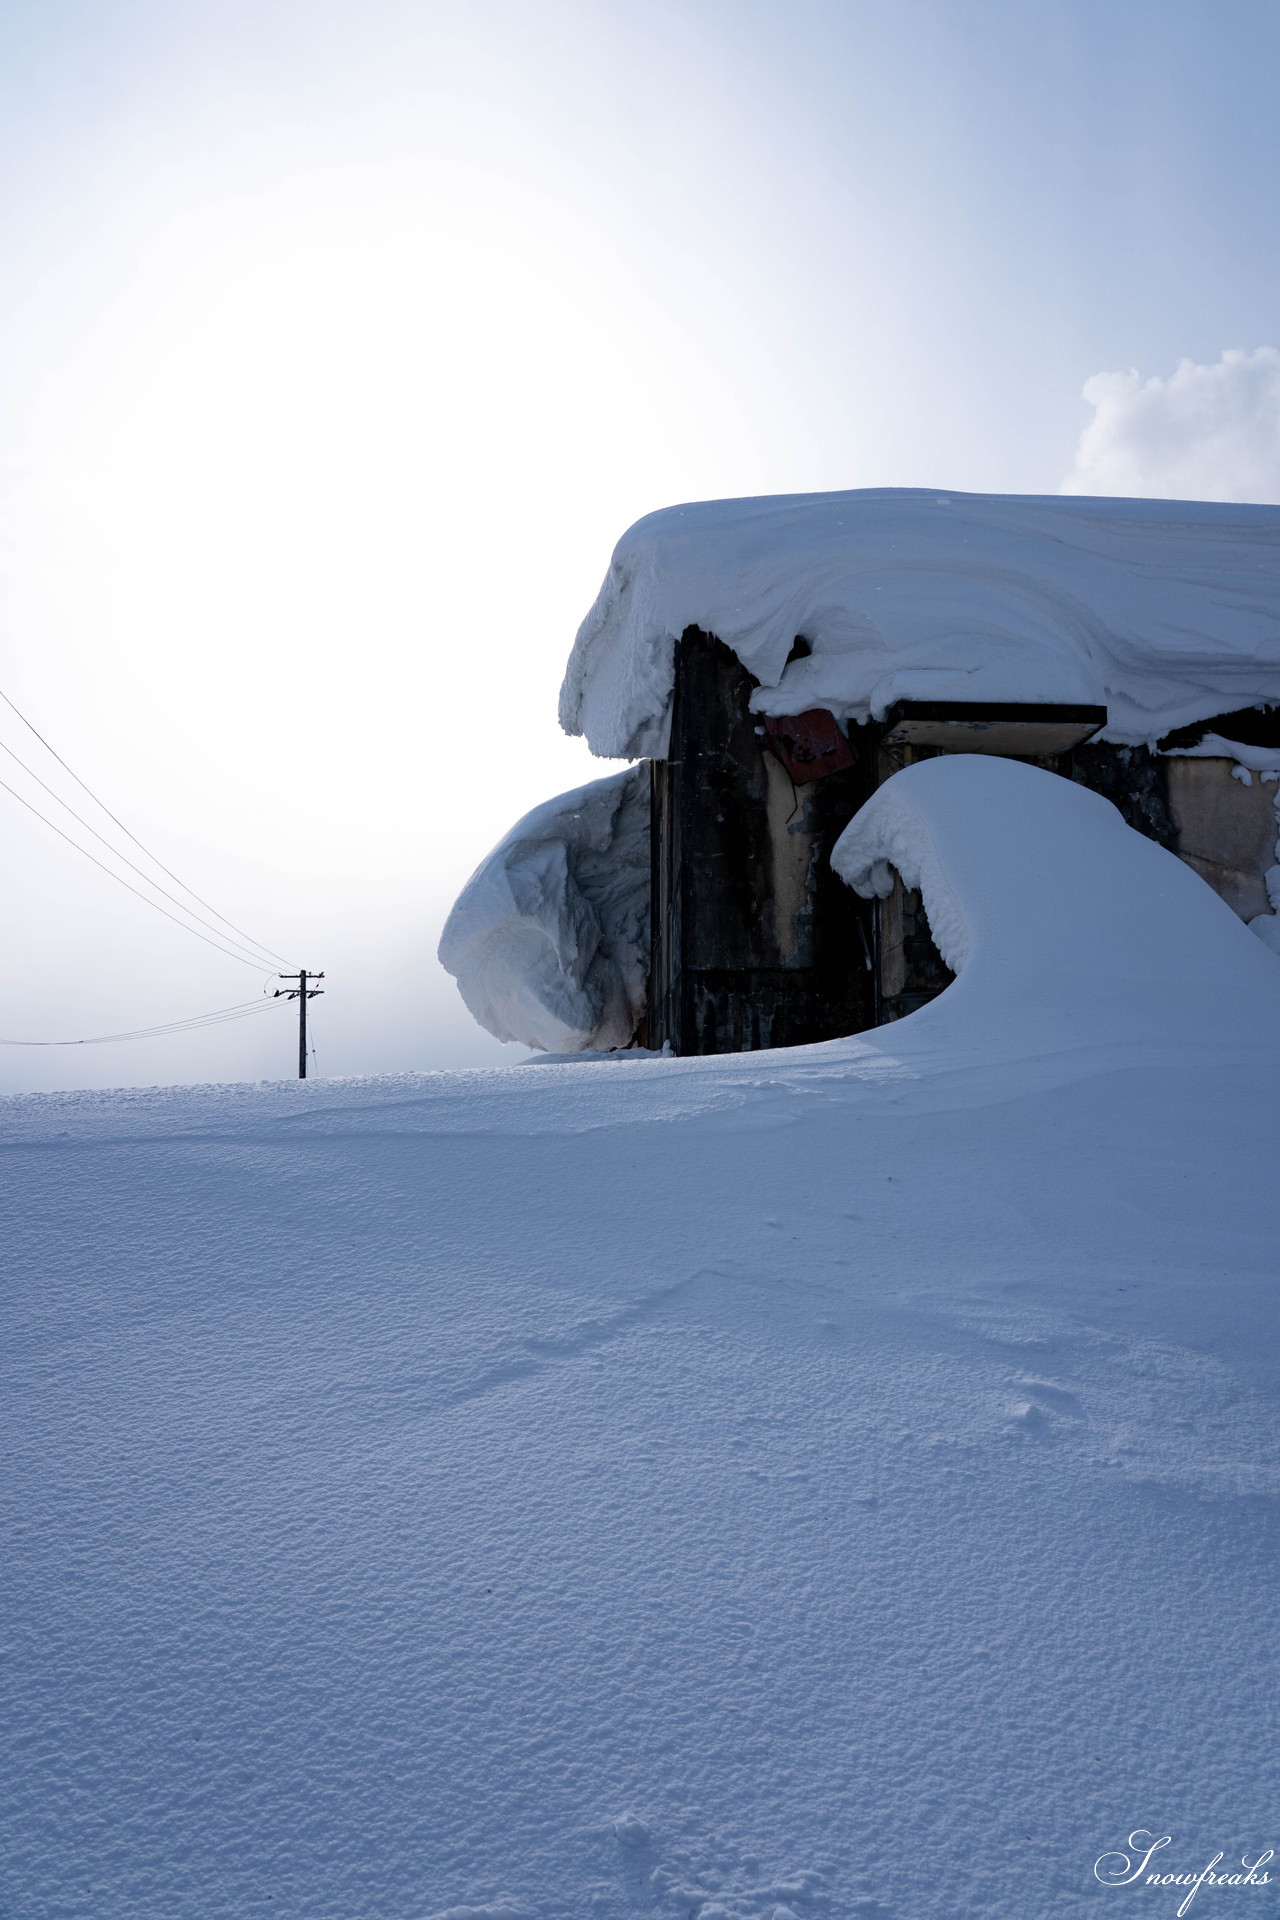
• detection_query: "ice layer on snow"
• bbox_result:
[560,487,1280,758]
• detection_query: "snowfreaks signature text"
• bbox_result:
[1095,1833,1274,1917]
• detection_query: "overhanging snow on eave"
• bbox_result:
[558,487,1280,760]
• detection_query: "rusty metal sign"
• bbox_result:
[760,709,854,784]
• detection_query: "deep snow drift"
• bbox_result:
[831,754,1280,1066]
[560,488,1280,758]
[5,759,1280,1920]
[439,767,649,1054]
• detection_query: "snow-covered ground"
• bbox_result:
[4,759,1280,1919]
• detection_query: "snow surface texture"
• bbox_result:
[438,766,648,1053]
[559,487,1280,758]
[6,758,1280,1920]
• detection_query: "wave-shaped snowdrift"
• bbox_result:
[833,754,1280,1059]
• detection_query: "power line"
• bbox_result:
[0,773,281,971]
[0,689,323,1069]
[0,735,284,971]
[0,683,292,965]
[0,996,285,1046]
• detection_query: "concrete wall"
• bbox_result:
[1166,758,1279,922]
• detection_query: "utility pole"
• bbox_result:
[275,971,325,1078]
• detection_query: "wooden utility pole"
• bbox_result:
[275,971,325,1078]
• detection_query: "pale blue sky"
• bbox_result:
[0,0,1276,1085]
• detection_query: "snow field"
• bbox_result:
[4,759,1280,1918]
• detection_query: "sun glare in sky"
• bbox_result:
[1,0,1278,1086]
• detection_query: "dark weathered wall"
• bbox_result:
[1065,741,1178,847]
[649,636,1279,1057]
[649,629,877,1054]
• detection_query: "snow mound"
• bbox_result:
[832,753,1280,1059]
[438,767,649,1053]
[559,488,1280,758]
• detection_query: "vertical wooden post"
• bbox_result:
[649,628,876,1053]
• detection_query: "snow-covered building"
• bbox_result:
[442,488,1280,1054]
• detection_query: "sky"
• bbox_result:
[0,0,1278,1090]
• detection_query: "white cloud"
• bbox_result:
[1061,347,1280,503]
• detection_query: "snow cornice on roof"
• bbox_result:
[559,487,1280,760]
